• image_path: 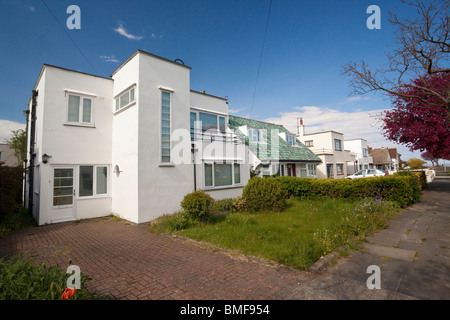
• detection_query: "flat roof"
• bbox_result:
[110,49,192,77]
[190,89,228,101]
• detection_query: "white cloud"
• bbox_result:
[228,107,248,114]
[100,55,120,63]
[0,120,26,143]
[263,106,424,161]
[114,24,143,40]
[29,6,35,12]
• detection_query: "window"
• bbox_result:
[79,165,108,197]
[115,87,135,111]
[161,91,171,163]
[334,139,342,151]
[197,112,226,134]
[190,112,197,140]
[307,163,316,177]
[204,162,241,188]
[336,163,344,175]
[286,135,296,146]
[305,140,313,147]
[298,164,307,177]
[68,94,93,125]
[363,148,368,157]
[248,128,265,143]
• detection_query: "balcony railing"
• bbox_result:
[191,129,243,144]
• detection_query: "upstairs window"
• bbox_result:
[248,128,265,143]
[363,148,368,157]
[286,135,296,145]
[305,140,313,147]
[334,139,342,151]
[67,94,93,125]
[198,112,226,134]
[161,91,171,163]
[115,87,135,112]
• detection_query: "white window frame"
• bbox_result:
[336,163,344,175]
[77,165,109,199]
[114,85,136,113]
[203,161,242,189]
[160,90,172,164]
[65,92,95,127]
[307,163,317,177]
[248,128,266,143]
[286,135,296,146]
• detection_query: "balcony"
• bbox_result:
[191,129,243,145]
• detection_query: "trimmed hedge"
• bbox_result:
[274,175,420,208]
[242,177,286,212]
[394,170,427,190]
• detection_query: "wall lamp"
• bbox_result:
[42,153,51,164]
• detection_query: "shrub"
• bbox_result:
[0,163,24,221]
[242,177,286,212]
[394,170,426,190]
[211,198,234,212]
[231,196,247,212]
[180,190,213,220]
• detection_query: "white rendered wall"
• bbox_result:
[32,66,113,225]
[111,55,140,223]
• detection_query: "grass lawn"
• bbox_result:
[151,198,400,270]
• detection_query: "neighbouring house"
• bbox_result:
[297,119,356,179]
[228,116,322,177]
[388,148,402,171]
[344,138,374,173]
[368,147,402,173]
[24,49,250,226]
[0,143,20,167]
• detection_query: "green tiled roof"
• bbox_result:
[228,115,321,162]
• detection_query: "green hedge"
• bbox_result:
[180,190,213,220]
[273,175,420,208]
[394,170,427,190]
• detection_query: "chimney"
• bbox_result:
[297,117,305,137]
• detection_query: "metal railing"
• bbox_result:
[191,129,244,144]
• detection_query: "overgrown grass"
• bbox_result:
[0,255,110,300]
[151,198,400,270]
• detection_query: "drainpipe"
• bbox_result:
[191,143,197,191]
[28,90,38,217]
[23,109,30,207]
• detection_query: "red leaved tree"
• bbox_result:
[382,72,450,160]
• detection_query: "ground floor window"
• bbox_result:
[336,163,344,176]
[204,162,241,188]
[79,165,108,197]
[307,163,316,177]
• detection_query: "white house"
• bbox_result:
[297,119,356,179]
[344,138,374,173]
[25,50,250,225]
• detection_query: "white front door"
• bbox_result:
[51,167,76,223]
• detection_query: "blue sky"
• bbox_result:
[0,0,426,161]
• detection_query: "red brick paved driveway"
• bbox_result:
[0,217,310,300]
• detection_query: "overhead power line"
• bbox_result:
[40,0,97,73]
[249,0,272,118]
